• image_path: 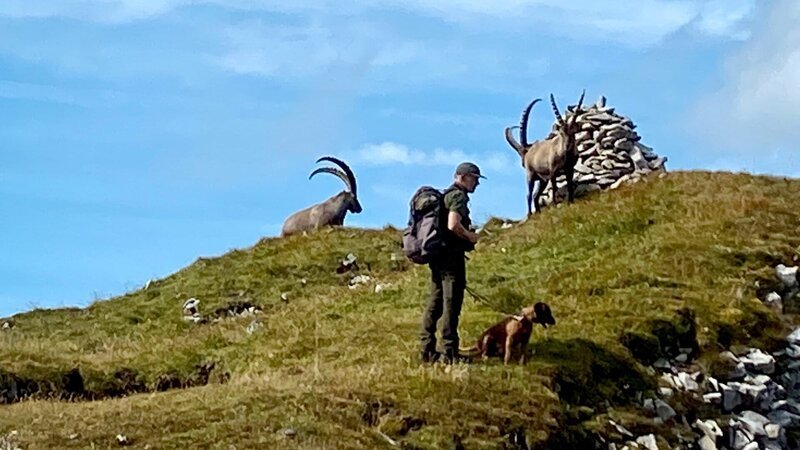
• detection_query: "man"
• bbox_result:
[420,162,484,364]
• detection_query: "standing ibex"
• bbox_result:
[281,156,362,236]
[504,90,585,215]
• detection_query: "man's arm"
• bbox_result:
[448,211,479,244]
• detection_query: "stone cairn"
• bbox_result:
[540,95,667,206]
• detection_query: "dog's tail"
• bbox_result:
[458,344,481,357]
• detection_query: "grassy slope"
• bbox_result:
[1,171,799,449]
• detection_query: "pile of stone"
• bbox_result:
[181,298,263,325]
[623,264,800,450]
[540,95,667,206]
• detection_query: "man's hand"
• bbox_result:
[448,211,479,244]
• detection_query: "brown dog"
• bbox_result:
[464,302,555,365]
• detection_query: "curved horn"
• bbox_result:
[309,167,350,192]
[568,89,586,125]
[549,93,564,127]
[316,156,357,196]
[505,126,524,155]
[520,98,541,147]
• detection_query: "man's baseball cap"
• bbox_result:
[455,162,487,179]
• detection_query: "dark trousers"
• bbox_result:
[420,253,466,354]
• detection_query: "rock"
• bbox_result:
[183,298,200,316]
[658,387,674,398]
[776,264,798,288]
[703,392,722,404]
[282,428,297,438]
[501,222,514,229]
[788,328,800,345]
[697,435,717,450]
[730,429,752,450]
[767,410,800,427]
[635,434,658,450]
[675,353,688,363]
[245,320,263,335]
[348,275,371,288]
[740,349,775,374]
[280,293,289,303]
[653,358,671,371]
[609,420,634,437]
[116,434,131,446]
[741,442,759,450]
[374,283,391,294]
[764,292,783,313]
[785,344,800,359]
[765,423,781,440]
[678,372,700,391]
[643,398,655,413]
[721,384,743,411]
[737,411,769,437]
[695,419,723,440]
[655,399,676,421]
[1,320,13,330]
[744,374,772,386]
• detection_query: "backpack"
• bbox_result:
[402,186,449,264]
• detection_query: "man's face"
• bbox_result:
[461,174,480,193]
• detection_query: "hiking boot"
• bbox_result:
[442,351,472,365]
[420,350,441,364]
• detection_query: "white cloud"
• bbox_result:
[688,0,800,169]
[349,141,514,173]
[695,0,755,40]
[0,1,757,47]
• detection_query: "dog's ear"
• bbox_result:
[521,305,535,321]
[534,302,555,327]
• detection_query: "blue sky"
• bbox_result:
[1,0,799,316]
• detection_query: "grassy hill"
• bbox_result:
[1,171,799,449]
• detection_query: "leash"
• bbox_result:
[464,284,492,306]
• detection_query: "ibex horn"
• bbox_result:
[315,156,357,196]
[520,98,541,147]
[549,93,564,127]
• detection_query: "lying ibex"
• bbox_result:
[281,156,362,236]
[504,90,585,215]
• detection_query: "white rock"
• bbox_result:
[635,434,658,450]
[737,411,769,437]
[730,429,752,450]
[658,387,673,398]
[765,423,781,440]
[741,442,759,450]
[740,349,775,374]
[695,419,723,440]
[703,392,722,404]
[245,320,263,335]
[788,328,800,345]
[697,435,717,450]
[678,372,700,391]
[609,420,634,437]
[501,222,514,229]
[744,374,772,386]
[776,264,798,288]
[675,353,688,363]
[785,344,800,359]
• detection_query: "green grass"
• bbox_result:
[1,171,799,449]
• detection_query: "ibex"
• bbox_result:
[504,90,585,215]
[281,156,362,236]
